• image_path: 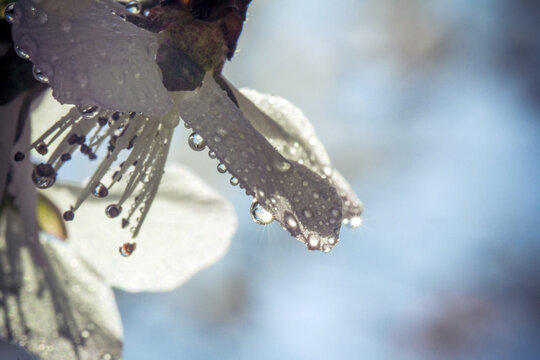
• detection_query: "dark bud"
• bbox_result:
[36,142,48,155]
[80,144,92,155]
[61,153,72,162]
[97,117,108,126]
[67,134,79,145]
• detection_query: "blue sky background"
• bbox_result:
[114,1,540,359]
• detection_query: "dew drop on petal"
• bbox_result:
[4,3,16,24]
[32,65,49,83]
[92,183,109,198]
[188,133,206,151]
[32,163,56,189]
[15,46,30,60]
[347,216,362,228]
[322,244,331,253]
[208,150,217,159]
[105,204,122,218]
[249,201,274,225]
[217,163,227,173]
[125,1,141,14]
[308,235,320,249]
[77,104,100,119]
[302,209,313,219]
[230,177,239,186]
[284,213,298,230]
[119,242,136,257]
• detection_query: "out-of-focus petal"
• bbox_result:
[48,163,236,292]
[176,76,343,252]
[230,83,363,225]
[11,0,172,116]
[0,229,123,360]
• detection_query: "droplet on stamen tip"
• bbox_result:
[36,142,48,155]
[31,163,56,189]
[188,133,206,151]
[4,3,15,24]
[105,204,122,218]
[92,183,109,198]
[119,242,136,257]
[63,210,74,221]
[76,104,100,119]
[249,201,274,225]
[217,163,227,173]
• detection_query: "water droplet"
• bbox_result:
[81,330,90,339]
[250,201,274,225]
[35,142,48,155]
[313,192,320,199]
[126,1,141,14]
[217,163,227,173]
[321,244,331,253]
[77,104,100,119]
[284,213,298,230]
[302,209,312,219]
[32,163,56,189]
[119,242,136,257]
[105,204,122,218]
[4,3,16,24]
[14,152,25,162]
[230,177,239,186]
[32,65,49,83]
[63,210,74,221]
[274,160,291,172]
[61,20,71,32]
[307,235,320,249]
[188,133,206,151]
[208,150,217,159]
[15,46,30,60]
[328,237,337,245]
[92,183,109,198]
[347,216,362,228]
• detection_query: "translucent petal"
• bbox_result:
[0,227,122,360]
[47,163,236,292]
[11,0,172,116]
[229,82,363,224]
[176,76,343,251]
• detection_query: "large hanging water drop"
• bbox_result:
[119,242,136,257]
[188,133,206,151]
[31,163,56,189]
[77,104,100,119]
[249,201,274,225]
[4,3,15,24]
[92,183,109,198]
[32,65,49,83]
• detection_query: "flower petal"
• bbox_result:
[176,76,343,251]
[47,163,236,292]
[11,0,172,116]
[228,82,363,226]
[0,224,122,360]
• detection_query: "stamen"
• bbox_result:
[16,103,181,254]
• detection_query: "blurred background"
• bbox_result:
[113,0,540,359]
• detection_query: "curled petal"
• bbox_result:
[176,76,343,252]
[11,0,172,116]
[48,164,236,292]
[228,81,363,226]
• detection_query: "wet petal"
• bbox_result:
[228,81,363,226]
[10,0,172,116]
[0,227,122,360]
[47,163,236,292]
[176,76,343,252]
